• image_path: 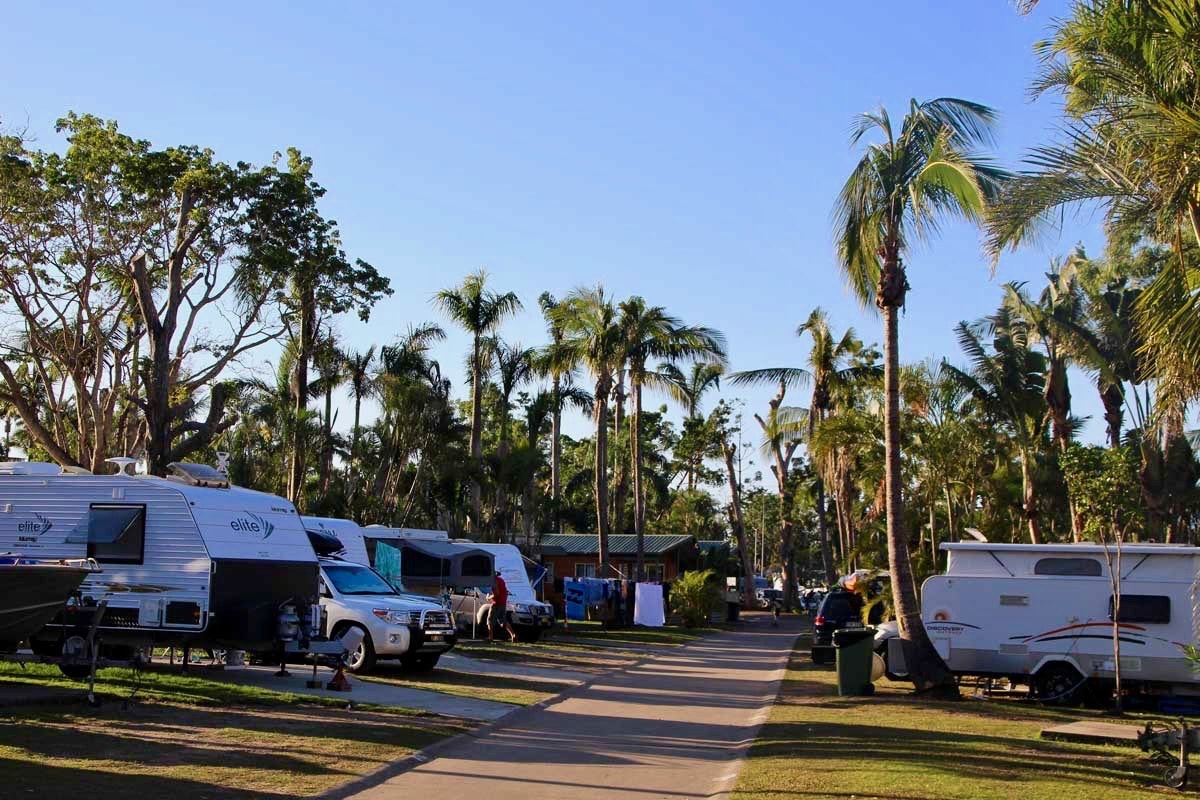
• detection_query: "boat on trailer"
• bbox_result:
[0,555,97,650]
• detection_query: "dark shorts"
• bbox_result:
[488,604,507,629]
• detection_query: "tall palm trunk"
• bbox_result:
[632,379,647,580]
[814,476,836,585]
[288,296,315,506]
[496,409,511,542]
[612,374,630,537]
[1021,454,1041,543]
[593,376,612,576]
[1101,382,1124,449]
[551,375,562,533]
[468,334,484,531]
[320,382,334,492]
[879,261,956,694]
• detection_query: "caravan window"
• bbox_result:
[86,504,146,564]
[1110,594,1170,624]
[461,554,492,579]
[1034,557,1102,577]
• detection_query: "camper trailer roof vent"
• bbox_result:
[106,457,138,476]
[167,462,231,489]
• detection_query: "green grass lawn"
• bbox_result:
[0,701,467,798]
[734,636,1173,800]
[0,662,470,798]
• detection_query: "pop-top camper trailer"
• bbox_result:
[0,460,335,673]
[877,541,1200,703]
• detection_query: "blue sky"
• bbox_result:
[4,0,1109,479]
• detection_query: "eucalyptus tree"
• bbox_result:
[246,148,391,505]
[433,271,522,531]
[549,286,625,575]
[731,308,877,585]
[833,97,1007,694]
[619,297,727,579]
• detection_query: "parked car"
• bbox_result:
[318,557,457,673]
[811,588,882,663]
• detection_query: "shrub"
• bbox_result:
[672,569,722,627]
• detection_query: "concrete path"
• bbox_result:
[346,614,801,800]
[438,651,592,685]
[217,664,518,720]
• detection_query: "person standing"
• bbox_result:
[487,571,518,642]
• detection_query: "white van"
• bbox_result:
[317,556,456,672]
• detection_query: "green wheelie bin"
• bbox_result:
[833,626,876,696]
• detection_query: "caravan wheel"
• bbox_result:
[1033,663,1085,706]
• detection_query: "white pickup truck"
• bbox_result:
[318,557,457,672]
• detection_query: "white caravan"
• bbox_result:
[878,541,1200,703]
[0,461,333,674]
[452,544,555,642]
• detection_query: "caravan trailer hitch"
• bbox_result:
[1139,719,1199,789]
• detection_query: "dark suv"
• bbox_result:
[811,589,882,663]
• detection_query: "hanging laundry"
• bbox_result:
[634,582,665,627]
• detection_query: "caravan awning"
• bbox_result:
[370,537,495,590]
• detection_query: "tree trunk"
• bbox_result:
[880,290,957,695]
[815,476,836,585]
[593,378,611,577]
[551,375,562,533]
[469,335,484,532]
[288,296,314,505]
[612,374,629,536]
[319,382,334,492]
[779,484,796,611]
[1021,455,1041,544]
[1101,382,1124,449]
[632,380,647,581]
[723,440,755,608]
[496,405,511,542]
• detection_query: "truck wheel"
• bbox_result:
[335,624,376,674]
[1034,663,1085,706]
[402,654,439,672]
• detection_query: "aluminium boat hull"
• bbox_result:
[0,561,92,649]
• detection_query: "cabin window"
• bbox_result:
[1033,557,1103,577]
[86,504,146,564]
[1110,594,1170,624]
[575,563,597,578]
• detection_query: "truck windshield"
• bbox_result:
[323,564,398,596]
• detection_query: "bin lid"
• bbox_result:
[832,626,876,645]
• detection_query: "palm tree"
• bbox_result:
[731,308,878,586]
[537,292,568,532]
[989,1,1200,255]
[493,339,536,538]
[660,360,725,490]
[618,297,726,579]
[944,309,1050,543]
[433,271,522,532]
[311,334,346,493]
[342,345,378,466]
[833,97,1007,694]
[549,286,625,576]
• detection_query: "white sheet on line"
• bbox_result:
[634,582,665,627]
